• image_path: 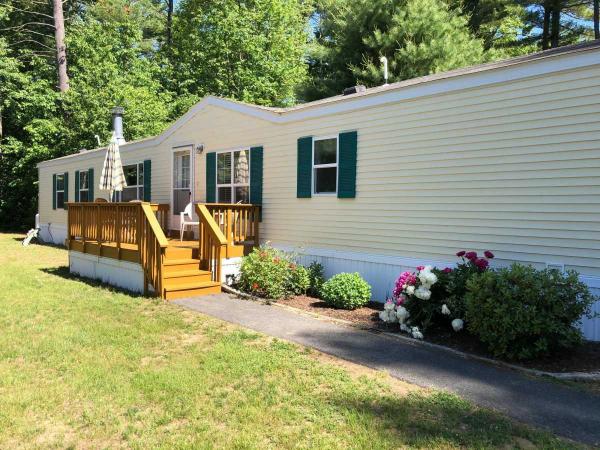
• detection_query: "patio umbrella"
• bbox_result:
[99,131,127,201]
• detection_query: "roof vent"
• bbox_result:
[342,85,366,96]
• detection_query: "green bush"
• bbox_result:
[321,272,371,310]
[289,263,310,295]
[465,264,597,360]
[307,261,325,297]
[239,245,297,299]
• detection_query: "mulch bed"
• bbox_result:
[277,295,600,374]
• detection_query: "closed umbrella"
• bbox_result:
[99,131,126,201]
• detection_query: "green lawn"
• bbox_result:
[0,233,578,449]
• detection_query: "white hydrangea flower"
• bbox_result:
[384,301,395,312]
[406,285,415,296]
[395,306,409,323]
[379,310,397,323]
[400,323,410,333]
[451,318,464,332]
[441,304,451,315]
[411,326,424,339]
[414,286,431,300]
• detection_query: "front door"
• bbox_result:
[172,147,192,231]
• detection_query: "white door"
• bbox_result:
[172,148,192,230]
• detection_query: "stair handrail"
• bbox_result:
[139,203,169,297]
[196,204,227,283]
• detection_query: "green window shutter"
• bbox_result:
[88,168,94,201]
[297,136,312,198]
[338,131,358,199]
[206,152,216,203]
[250,146,263,205]
[63,172,69,209]
[143,160,151,201]
[52,174,57,210]
[74,171,80,202]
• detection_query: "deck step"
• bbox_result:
[165,246,196,259]
[163,280,221,300]
[163,269,212,285]
[163,258,201,273]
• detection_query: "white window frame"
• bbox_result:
[55,173,65,208]
[216,147,251,204]
[312,135,338,196]
[114,162,144,202]
[78,170,89,202]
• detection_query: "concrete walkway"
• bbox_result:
[174,294,600,445]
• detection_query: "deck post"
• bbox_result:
[116,204,121,260]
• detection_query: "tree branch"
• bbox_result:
[7,39,55,50]
[0,22,56,31]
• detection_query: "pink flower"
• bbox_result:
[456,251,466,257]
[416,265,425,271]
[442,267,452,274]
[465,251,478,261]
[393,271,417,298]
[484,250,494,259]
[474,258,489,270]
[396,295,406,305]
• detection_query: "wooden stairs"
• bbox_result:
[162,244,221,300]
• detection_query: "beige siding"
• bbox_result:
[38,62,600,277]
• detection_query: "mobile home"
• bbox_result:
[37,41,600,339]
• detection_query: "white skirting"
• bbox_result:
[69,251,146,294]
[275,244,600,342]
[38,223,67,246]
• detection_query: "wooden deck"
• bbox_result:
[66,202,260,299]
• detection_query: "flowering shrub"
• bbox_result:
[441,250,494,321]
[381,250,495,338]
[465,264,598,360]
[307,261,325,297]
[321,272,372,310]
[239,244,307,299]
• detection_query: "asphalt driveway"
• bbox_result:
[174,294,600,446]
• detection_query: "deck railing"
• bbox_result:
[67,202,169,296]
[204,203,260,250]
[139,203,169,296]
[196,204,228,282]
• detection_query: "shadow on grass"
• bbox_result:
[40,266,149,299]
[325,390,529,448]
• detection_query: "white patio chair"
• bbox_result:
[180,202,199,241]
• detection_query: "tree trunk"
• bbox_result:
[550,1,561,48]
[53,0,69,92]
[594,0,599,39]
[542,2,551,49]
[166,0,174,48]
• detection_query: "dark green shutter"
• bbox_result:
[52,174,57,210]
[250,146,263,205]
[206,152,216,203]
[63,172,69,209]
[143,160,151,201]
[74,171,80,202]
[338,131,358,199]
[88,168,94,201]
[297,136,312,198]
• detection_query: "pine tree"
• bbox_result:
[303,0,486,99]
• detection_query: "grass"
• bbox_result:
[0,232,580,449]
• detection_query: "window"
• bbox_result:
[313,137,337,194]
[217,149,249,203]
[115,163,144,202]
[78,171,89,202]
[55,174,65,209]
